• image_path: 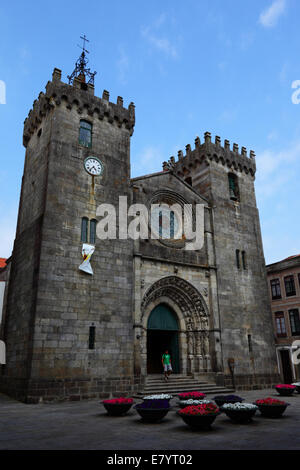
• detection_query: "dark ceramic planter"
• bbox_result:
[214,397,244,408]
[256,403,290,418]
[102,402,133,416]
[275,387,295,397]
[177,411,219,430]
[294,385,300,394]
[221,408,257,424]
[134,406,171,423]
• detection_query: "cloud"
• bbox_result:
[132,146,165,177]
[218,107,239,123]
[256,139,300,264]
[141,14,178,59]
[267,130,278,141]
[116,46,129,85]
[259,0,286,28]
[279,62,289,85]
[256,139,300,196]
[239,31,255,50]
[19,45,31,75]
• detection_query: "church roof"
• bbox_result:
[131,170,209,203]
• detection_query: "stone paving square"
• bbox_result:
[1,388,300,450]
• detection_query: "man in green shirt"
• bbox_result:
[162,349,172,381]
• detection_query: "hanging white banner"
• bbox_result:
[79,244,95,275]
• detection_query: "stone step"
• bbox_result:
[144,383,212,390]
[134,373,235,399]
[133,388,235,399]
[145,380,209,386]
[142,386,234,393]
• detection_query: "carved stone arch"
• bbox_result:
[141,276,209,330]
[140,276,211,376]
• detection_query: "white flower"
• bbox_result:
[179,399,212,405]
[222,403,258,410]
[143,394,172,400]
[292,382,300,386]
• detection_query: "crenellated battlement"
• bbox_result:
[162,131,256,176]
[23,68,135,147]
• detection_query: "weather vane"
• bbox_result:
[67,35,97,86]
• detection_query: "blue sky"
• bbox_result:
[0,0,299,264]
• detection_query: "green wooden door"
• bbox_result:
[147,304,180,374]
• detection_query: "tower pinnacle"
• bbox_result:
[67,35,97,86]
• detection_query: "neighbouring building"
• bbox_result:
[0,258,9,326]
[267,255,300,383]
[0,48,279,403]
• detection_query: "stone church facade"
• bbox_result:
[0,64,280,403]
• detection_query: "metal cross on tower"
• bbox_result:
[78,34,90,55]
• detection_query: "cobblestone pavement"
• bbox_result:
[0,388,299,450]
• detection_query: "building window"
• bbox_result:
[284,275,296,297]
[236,249,240,269]
[159,211,163,237]
[185,176,192,187]
[170,211,175,238]
[275,312,287,337]
[81,217,88,243]
[248,334,253,353]
[242,251,247,270]
[89,325,96,349]
[289,309,300,336]
[90,219,97,244]
[79,120,92,148]
[228,173,239,201]
[270,279,281,300]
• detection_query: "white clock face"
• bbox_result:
[84,157,103,176]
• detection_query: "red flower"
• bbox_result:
[178,392,206,399]
[255,397,286,405]
[179,403,219,416]
[275,384,296,389]
[103,398,133,404]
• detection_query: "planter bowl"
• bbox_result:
[134,405,171,423]
[177,411,219,430]
[102,402,133,416]
[221,407,257,424]
[293,384,300,394]
[275,387,295,397]
[256,403,290,418]
[214,397,245,408]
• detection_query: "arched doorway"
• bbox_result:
[147,304,180,374]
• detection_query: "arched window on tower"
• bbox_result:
[90,219,97,244]
[228,173,239,201]
[159,211,163,238]
[79,120,92,148]
[81,217,88,243]
[170,211,175,238]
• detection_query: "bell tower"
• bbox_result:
[167,132,279,388]
[1,40,138,402]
